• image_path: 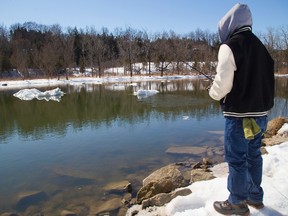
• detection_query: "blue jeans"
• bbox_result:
[224,116,267,204]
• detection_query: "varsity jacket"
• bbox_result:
[209,3,274,117]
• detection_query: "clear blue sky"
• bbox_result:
[1,0,287,34]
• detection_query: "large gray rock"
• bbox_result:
[136,179,175,204]
[165,146,207,155]
[265,117,288,138]
[0,213,19,216]
[190,169,215,183]
[262,136,288,146]
[102,180,132,194]
[142,188,192,208]
[143,164,186,188]
[60,210,77,216]
[50,166,97,180]
[118,207,129,216]
[89,197,122,215]
[136,164,187,204]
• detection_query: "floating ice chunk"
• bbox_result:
[13,87,64,102]
[13,88,41,101]
[133,89,159,99]
[182,116,189,120]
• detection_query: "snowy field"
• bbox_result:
[127,124,288,216]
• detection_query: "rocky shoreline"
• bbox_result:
[1,117,287,216]
[126,117,288,216]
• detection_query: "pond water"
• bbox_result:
[0,77,287,215]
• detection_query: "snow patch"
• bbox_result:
[277,123,288,136]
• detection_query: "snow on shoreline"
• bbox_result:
[127,143,288,216]
[127,123,288,216]
[1,74,287,90]
[0,75,205,90]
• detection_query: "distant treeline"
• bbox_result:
[0,22,287,79]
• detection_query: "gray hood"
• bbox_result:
[218,3,252,43]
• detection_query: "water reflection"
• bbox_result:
[0,77,287,215]
[0,79,220,141]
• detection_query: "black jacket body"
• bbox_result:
[220,30,275,117]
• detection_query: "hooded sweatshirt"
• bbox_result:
[218,3,252,43]
[209,3,274,117]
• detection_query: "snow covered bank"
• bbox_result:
[127,124,288,216]
[0,75,205,90]
[1,74,287,90]
[13,88,64,102]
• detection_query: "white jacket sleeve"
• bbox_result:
[209,44,236,101]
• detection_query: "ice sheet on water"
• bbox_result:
[13,87,64,102]
[133,89,159,99]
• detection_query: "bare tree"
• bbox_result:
[33,27,63,78]
[152,32,174,76]
[167,30,187,74]
[140,31,155,75]
[262,28,282,72]
[60,29,76,79]
[117,27,139,77]
[0,25,10,74]
[10,39,30,78]
[280,26,288,73]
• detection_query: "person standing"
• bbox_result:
[208,3,275,215]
